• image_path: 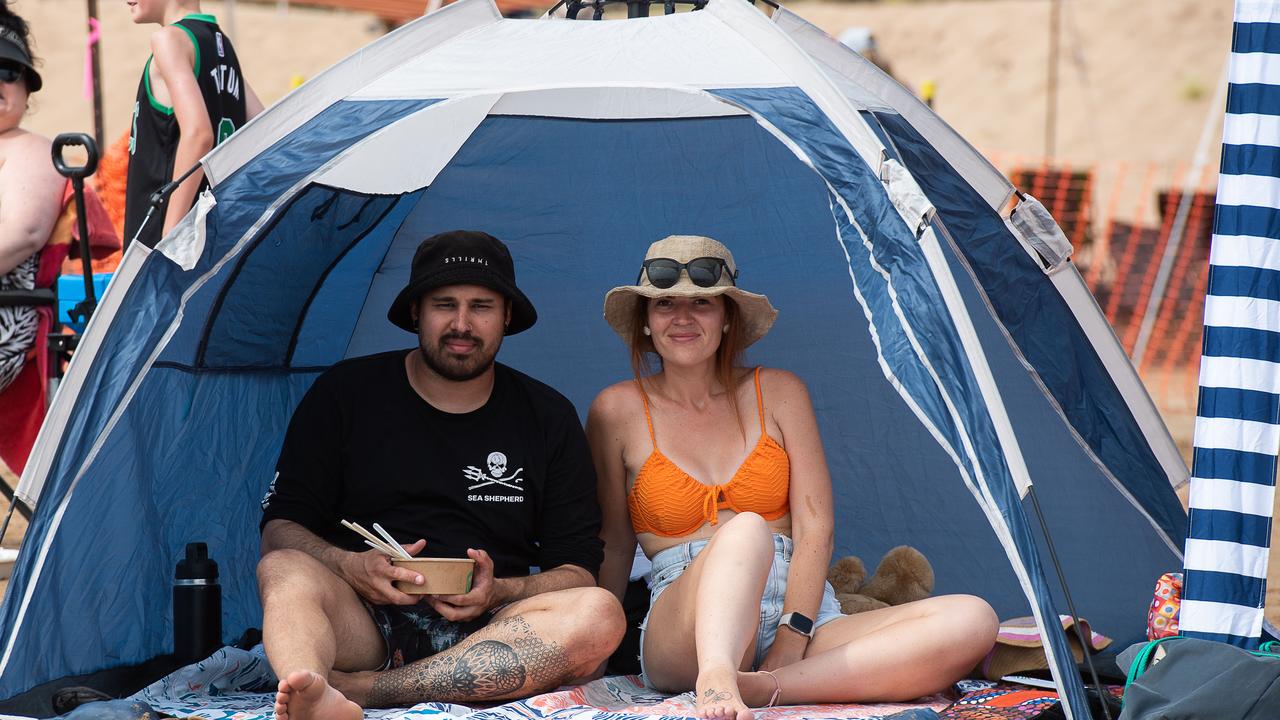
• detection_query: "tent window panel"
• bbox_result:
[871,110,1188,545]
[198,186,405,369]
[288,188,426,368]
[858,110,902,165]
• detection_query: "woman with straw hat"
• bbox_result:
[587,236,998,720]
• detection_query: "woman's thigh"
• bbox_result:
[641,545,762,688]
[805,595,951,657]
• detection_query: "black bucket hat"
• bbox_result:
[387,230,537,335]
[0,27,41,92]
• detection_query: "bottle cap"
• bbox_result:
[175,542,219,581]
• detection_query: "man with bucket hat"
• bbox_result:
[259,231,624,720]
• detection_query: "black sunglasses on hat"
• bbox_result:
[0,63,23,84]
[0,28,40,92]
[638,257,737,289]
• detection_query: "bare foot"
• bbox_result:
[695,665,751,720]
[737,670,782,708]
[275,670,363,720]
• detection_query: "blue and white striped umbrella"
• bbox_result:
[1185,0,1280,647]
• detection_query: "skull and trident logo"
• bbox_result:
[465,451,524,491]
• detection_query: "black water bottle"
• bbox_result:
[173,542,222,664]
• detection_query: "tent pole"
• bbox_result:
[1026,487,1112,720]
[1130,62,1229,367]
[224,0,237,40]
[0,497,17,549]
[86,0,105,145]
[1045,0,1060,158]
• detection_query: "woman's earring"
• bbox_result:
[723,324,730,333]
[642,326,651,336]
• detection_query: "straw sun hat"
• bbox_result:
[603,235,778,348]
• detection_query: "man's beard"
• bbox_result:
[419,331,500,382]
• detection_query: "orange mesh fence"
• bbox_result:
[1145,173,1215,375]
[1089,163,1125,293]
[989,157,1217,411]
[1122,163,1186,353]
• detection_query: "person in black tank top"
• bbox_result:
[125,1,263,248]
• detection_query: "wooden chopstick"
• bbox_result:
[341,519,402,558]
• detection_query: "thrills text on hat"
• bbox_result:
[0,28,29,56]
[443,256,491,266]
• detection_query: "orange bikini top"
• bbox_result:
[628,368,791,538]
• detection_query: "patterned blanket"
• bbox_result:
[126,647,953,720]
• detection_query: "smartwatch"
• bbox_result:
[779,612,814,638]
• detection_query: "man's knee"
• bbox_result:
[522,584,622,655]
[258,549,340,601]
[548,587,626,658]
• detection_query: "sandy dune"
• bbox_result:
[791,0,1235,170]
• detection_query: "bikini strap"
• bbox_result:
[754,367,766,433]
[637,382,657,448]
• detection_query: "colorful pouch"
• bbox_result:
[1145,572,1182,640]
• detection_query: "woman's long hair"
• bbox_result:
[629,296,748,437]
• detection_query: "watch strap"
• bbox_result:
[779,611,814,637]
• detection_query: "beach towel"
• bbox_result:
[122,646,954,720]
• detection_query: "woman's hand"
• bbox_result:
[766,369,834,669]
[758,628,809,671]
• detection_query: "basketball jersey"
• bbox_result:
[125,15,247,248]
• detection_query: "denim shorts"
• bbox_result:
[638,533,844,683]
[363,601,491,669]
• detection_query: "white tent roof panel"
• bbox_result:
[350,12,792,99]
[489,86,749,119]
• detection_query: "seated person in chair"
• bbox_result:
[258,231,626,720]
[0,4,74,475]
[588,235,999,720]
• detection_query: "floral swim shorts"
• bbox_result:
[363,601,492,669]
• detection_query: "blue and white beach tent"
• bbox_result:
[1,2,1196,717]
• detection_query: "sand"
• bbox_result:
[3,0,1277,644]
[789,0,1235,170]
[13,0,384,145]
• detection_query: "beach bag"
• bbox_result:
[1145,572,1181,640]
[1117,636,1280,719]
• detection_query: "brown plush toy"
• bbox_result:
[827,546,935,615]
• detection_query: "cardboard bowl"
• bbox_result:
[391,557,475,595]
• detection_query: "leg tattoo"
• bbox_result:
[452,641,525,696]
[366,616,572,706]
